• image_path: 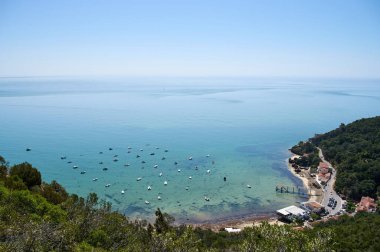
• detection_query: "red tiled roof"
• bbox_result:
[319,162,329,169]
[356,196,377,212]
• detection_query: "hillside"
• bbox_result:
[310,116,380,200]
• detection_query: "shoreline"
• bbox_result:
[286,151,323,204]
[178,151,324,231]
[185,213,283,231]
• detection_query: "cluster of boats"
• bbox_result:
[61,146,220,205]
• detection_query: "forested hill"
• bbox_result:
[310,116,380,200]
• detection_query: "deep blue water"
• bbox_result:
[1,77,379,222]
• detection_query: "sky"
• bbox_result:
[0,0,379,78]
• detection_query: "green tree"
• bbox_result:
[10,162,41,188]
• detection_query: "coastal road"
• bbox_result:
[318,148,343,215]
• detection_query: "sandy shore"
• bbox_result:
[287,152,323,203]
[189,214,284,232]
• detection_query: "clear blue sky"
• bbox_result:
[0,0,379,78]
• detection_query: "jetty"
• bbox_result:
[275,184,321,197]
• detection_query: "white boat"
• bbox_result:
[189,176,192,179]
[157,196,161,200]
[206,154,210,157]
[145,200,150,204]
[147,186,152,190]
[137,177,142,181]
[188,156,193,160]
[177,169,181,172]
[73,165,78,169]
[207,169,211,173]
[204,196,210,201]
[80,171,86,174]
[154,164,158,168]
[159,172,163,177]
[105,184,111,187]
[121,190,125,194]
[247,185,252,188]
[124,164,130,167]
[164,181,168,185]
[92,178,98,181]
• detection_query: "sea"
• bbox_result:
[1,77,379,223]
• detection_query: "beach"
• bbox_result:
[287,153,323,203]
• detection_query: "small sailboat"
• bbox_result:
[188,156,193,160]
[157,196,161,200]
[124,163,130,167]
[206,154,210,157]
[150,152,155,156]
[80,171,86,174]
[113,159,118,162]
[164,181,168,185]
[207,169,211,173]
[105,184,111,187]
[154,164,158,168]
[247,185,252,188]
[145,200,150,204]
[137,177,142,181]
[128,147,132,149]
[204,196,210,201]
[140,149,143,151]
[61,156,66,160]
[121,190,125,194]
[147,186,152,190]
[92,178,98,181]
[162,157,166,160]
[103,167,108,171]
[177,169,181,172]
[159,172,163,177]
[73,165,78,169]
[189,176,192,179]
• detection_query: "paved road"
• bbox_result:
[318,147,343,215]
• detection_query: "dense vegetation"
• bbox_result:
[291,116,380,200]
[311,117,380,200]
[290,141,321,173]
[1,144,379,251]
[312,212,380,252]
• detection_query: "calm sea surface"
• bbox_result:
[1,77,379,223]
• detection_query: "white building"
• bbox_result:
[277,205,306,218]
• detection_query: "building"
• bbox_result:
[301,201,326,215]
[224,227,241,233]
[356,196,377,212]
[317,162,331,185]
[277,205,307,221]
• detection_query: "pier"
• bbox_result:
[275,185,320,197]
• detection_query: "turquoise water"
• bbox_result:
[1,77,380,223]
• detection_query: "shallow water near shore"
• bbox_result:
[1,77,380,223]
